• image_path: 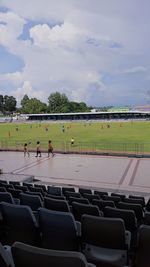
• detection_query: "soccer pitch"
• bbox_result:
[0,121,150,154]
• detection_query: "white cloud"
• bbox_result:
[120,66,146,75]
[0,71,23,85]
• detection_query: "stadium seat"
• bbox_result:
[44,197,70,212]
[25,191,44,201]
[122,197,144,207]
[65,191,81,200]
[47,186,62,196]
[81,215,128,267]
[0,188,6,192]
[134,225,150,267]
[0,242,14,267]
[102,195,121,205]
[83,193,100,203]
[20,193,43,211]
[45,193,66,200]
[38,208,78,251]
[34,184,47,192]
[1,202,40,246]
[145,198,150,212]
[143,211,150,226]
[72,202,101,221]
[94,190,108,197]
[129,195,145,207]
[62,187,75,196]
[92,199,115,211]
[111,193,126,201]
[0,192,15,204]
[11,241,96,267]
[117,202,143,223]
[69,197,89,205]
[9,181,20,186]
[7,189,22,199]
[14,185,28,193]
[29,186,45,197]
[22,183,33,189]
[79,188,92,196]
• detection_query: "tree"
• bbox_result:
[21,95,30,109]
[0,95,4,113]
[48,92,69,113]
[23,98,47,114]
[3,95,17,112]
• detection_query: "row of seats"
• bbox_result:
[0,202,129,267]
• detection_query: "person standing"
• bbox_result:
[24,143,30,157]
[48,140,54,157]
[35,141,41,157]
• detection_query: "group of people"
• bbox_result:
[24,140,54,158]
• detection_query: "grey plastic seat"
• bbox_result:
[0,192,15,204]
[92,199,115,211]
[94,190,108,197]
[29,187,45,197]
[38,208,78,251]
[129,195,145,207]
[111,193,126,201]
[20,193,43,211]
[69,197,89,205]
[9,181,20,186]
[81,215,128,267]
[34,184,47,192]
[14,185,28,193]
[72,202,101,221]
[62,187,75,197]
[65,191,81,200]
[11,242,96,267]
[83,193,100,203]
[46,193,66,200]
[79,188,92,196]
[117,202,143,222]
[1,202,40,246]
[44,197,70,212]
[102,195,121,205]
[143,211,150,226]
[123,197,144,207]
[0,188,7,192]
[0,242,14,267]
[47,186,62,196]
[134,225,150,267]
[26,191,44,201]
[7,189,22,199]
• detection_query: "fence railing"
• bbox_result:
[0,139,149,157]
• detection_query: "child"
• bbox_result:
[35,141,41,157]
[24,143,30,157]
[48,140,54,157]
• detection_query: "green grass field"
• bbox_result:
[0,121,150,154]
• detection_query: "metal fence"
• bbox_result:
[0,139,149,157]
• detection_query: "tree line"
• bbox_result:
[0,92,91,114]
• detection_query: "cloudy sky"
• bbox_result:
[0,0,150,107]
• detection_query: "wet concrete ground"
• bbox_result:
[0,151,150,196]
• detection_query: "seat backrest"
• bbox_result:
[44,197,70,212]
[25,191,44,201]
[117,202,143,221]
[9,181,20,186]
[12,242,92,267]
[29,187,45,196]
[38,208,78,251]
[143,212,150,226]
[102,195,121,204]
[0,187,6,192]
[46,193,66,200]
[65,191,81,200]
[135,225,150,267]
[14,185,28,192]
[47,186,62,196]
[79,188,92,196]
[94,190,108,197]
[7,189,22,199]
[92,199,115,211]
[1,202,39,246]
[111,193,126,201]
[104,206,137,231]
[72,202,100,221]
[34,184,47,192]
[83,193,100,203]
[129,195,145,207]
[62,187,75,196]
[81,215,126,249]
[20,193,43,211]
[123,197,144,207]
[0,242,12,267]
[0,192,15,204]
[69,197,89,205]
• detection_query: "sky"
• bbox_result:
[0,0,150,107]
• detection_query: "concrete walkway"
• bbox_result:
[0,151,150,196]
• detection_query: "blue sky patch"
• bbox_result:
[0,45,24,74]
